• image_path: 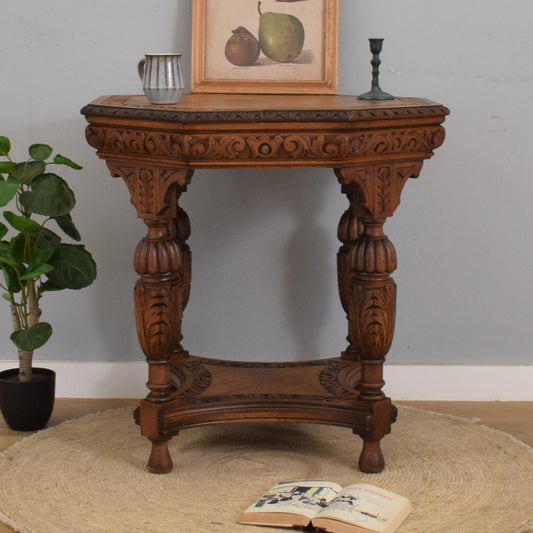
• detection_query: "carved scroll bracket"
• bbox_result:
[335,161,422,219]
[106,160,193,220]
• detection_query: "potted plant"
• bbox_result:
[0,135,96,430]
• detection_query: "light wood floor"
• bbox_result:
[0,400,531,533]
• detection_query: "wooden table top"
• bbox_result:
[82,93,449,124]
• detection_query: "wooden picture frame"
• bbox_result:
[191,0,339,94]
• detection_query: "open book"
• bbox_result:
[239,481,411,533]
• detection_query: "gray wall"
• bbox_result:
[1,1,532,366]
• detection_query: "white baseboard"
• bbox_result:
[0,361,148,399]
[0,361,531,401]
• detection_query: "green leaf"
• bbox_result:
[46,243,96,290]
[10,228,59,265]
[12,161,45,184]
[0,136,10,156]
[20,262,54,281]
[55,214,81,241]
[4,211,42,234]
[0,175,20,207]
[53,154,82,170]
[0,161,16,173]
[0,222,8,240]
[2,293,15,304]
[8,234,26,264]
[2,293,23,305]
[29,144,53,161]
[19,173,75,217]
[10,322,53,351]
[32,228,61,263]
[2,264,21,293]
[0,241,20,269]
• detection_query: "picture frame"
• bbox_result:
[191,0,339,94]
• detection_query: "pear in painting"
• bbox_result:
[258,3,305,63]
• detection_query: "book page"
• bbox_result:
[314,484,411,533]
[243,480,343,519]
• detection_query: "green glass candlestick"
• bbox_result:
[358,38,394,101]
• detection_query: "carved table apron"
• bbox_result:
[82,94,448,474]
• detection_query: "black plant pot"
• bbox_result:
[0,367,55,431]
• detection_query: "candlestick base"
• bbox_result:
[358,88,395,101]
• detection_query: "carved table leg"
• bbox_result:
[336,164,418,473]
[108,162,193,473]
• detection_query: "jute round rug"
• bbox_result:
[0,406,532,533]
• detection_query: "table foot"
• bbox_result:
[358,438,385,473]
[147,437,174,474]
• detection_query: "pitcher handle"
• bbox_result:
[137,59,146,81]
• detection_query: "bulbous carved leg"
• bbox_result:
[336,164,411,473]
[109,163,193,473]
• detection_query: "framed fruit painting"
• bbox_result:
[191,0,339,94]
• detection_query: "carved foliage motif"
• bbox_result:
[134,215,191,361]
[106,161,192,219]
[86,125,445,165]
[319,360,355,400]
[175,359,212,401]
[134,280,186,360]
[336,161,422,219]
[348,282,397,361]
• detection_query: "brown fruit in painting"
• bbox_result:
[225,27,261,66]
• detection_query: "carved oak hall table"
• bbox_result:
[82,94,448,474]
